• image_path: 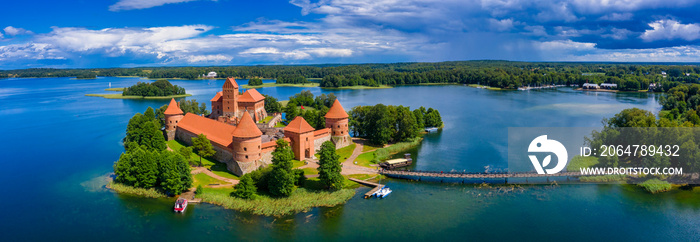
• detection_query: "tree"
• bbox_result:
[318,141,343,190]
[113,145,159,188]
[284,101,299,121]
[179,147,193,164]
[268,139,296,197]
[424,108,443,128]
[263,94,282,113]
[248,77,263,86]
[158,151,193,195]
[232,175,257,199]
[367,104,394,145]
[192,134,215,167]
[124,111,167,151]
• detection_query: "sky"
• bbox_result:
[1,0,700,69]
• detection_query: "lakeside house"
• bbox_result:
[206,72,217,78]
[600,83,617,90]
[582,83,599,89]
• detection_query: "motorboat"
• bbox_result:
[174,198,188,213]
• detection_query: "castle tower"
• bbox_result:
[163,98,184,141]
[222,77,239,117]
[284,116,317,160]
[324,99,351,148]
[231,112,263,175]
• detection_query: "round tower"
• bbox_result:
[163,98,184,140]
[231,112,263,174]
[324,99,351,148]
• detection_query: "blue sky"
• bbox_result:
[1,0,700,69]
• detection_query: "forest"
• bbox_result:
[3,61,699,90]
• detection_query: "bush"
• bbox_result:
[232,175,258,199]
[196,185,204,195]
[639,179,672,193]
[293,169,307,186]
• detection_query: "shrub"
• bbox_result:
[639,179,672,193]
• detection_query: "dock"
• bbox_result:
[380,170,588,183]
[348,178,385,199]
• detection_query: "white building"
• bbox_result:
[206,72,217,78]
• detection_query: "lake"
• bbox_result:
[1,77,698,241]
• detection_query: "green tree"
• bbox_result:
[232,175,258,199]
[192,134,216,167]
[158,151,193,195]
[179,146,193,164]
[318,141,343,190]
[284,101,299,121]
[113,145,159,188]
[268,139,296,197]
[248,77,263,86]
[263,94,282,113]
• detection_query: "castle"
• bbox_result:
[163,77,351,176]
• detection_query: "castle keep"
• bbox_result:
[164,77,351,176]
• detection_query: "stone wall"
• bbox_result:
[331,135,352,149]
[314,133,331,152]
[260,150,274,166]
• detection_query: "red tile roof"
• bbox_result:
[224,77,239,89]
[164,98,184,115]
[284,116,315,134]
[238,89,265,103]
[177,113,235,147]
[210,91,223,102]
[232,112,262,138]
[324,99,348,119]
[314,128,331,136]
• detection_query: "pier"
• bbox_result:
[348,178,385,198]
[380,170,586,183]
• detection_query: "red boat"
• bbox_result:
[174,198,188,213]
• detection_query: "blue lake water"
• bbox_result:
[1,77,699,240]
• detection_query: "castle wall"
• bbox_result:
[331,135,352,149]
[314,133,331,151]
[175,128,235,171]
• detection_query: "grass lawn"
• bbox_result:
[104,88,126,91]
[107,182,166,198]
[354,152,376,168]
[85,93,192,99]
[362,143,382,152]
[567,155,599,172]
[167,139,239,180]
[274,122,287,128]
[241,83,320,89]
[193,173,227,187]
[337,143,356,162]
[259,116,273,123]
[292,159,305,169]
[302,167,319,175]
[638,179,672,193]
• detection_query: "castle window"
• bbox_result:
[337,125,340,128]
[244,147,247,151]
[306,137,309,141]
[341,131,344,134]
[245,155,248,159]
[258,145,260,149]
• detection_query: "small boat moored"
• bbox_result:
[174,198,188,213]
[375,187,392,198]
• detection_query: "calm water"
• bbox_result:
[1,77,699,241]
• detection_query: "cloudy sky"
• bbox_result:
[1,0,700,69]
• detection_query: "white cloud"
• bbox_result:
[536,40,596,51]
[489,18,515,31]
[109,0,207,11]
[4,26,33,36]
[641,19,700,42]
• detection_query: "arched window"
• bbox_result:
[244,147,247,151]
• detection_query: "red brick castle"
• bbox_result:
[163,77,351,176]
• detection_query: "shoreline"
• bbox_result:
[85,93,192,99]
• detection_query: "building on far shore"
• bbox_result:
[206,72,217,78]
[582,83,599,89]
[163,78,351,176]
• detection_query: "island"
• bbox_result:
[86,79,192,99]
[109,77,444,216]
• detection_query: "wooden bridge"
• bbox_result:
[380,170,587,182]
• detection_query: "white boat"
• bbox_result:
[375,187,392,198]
